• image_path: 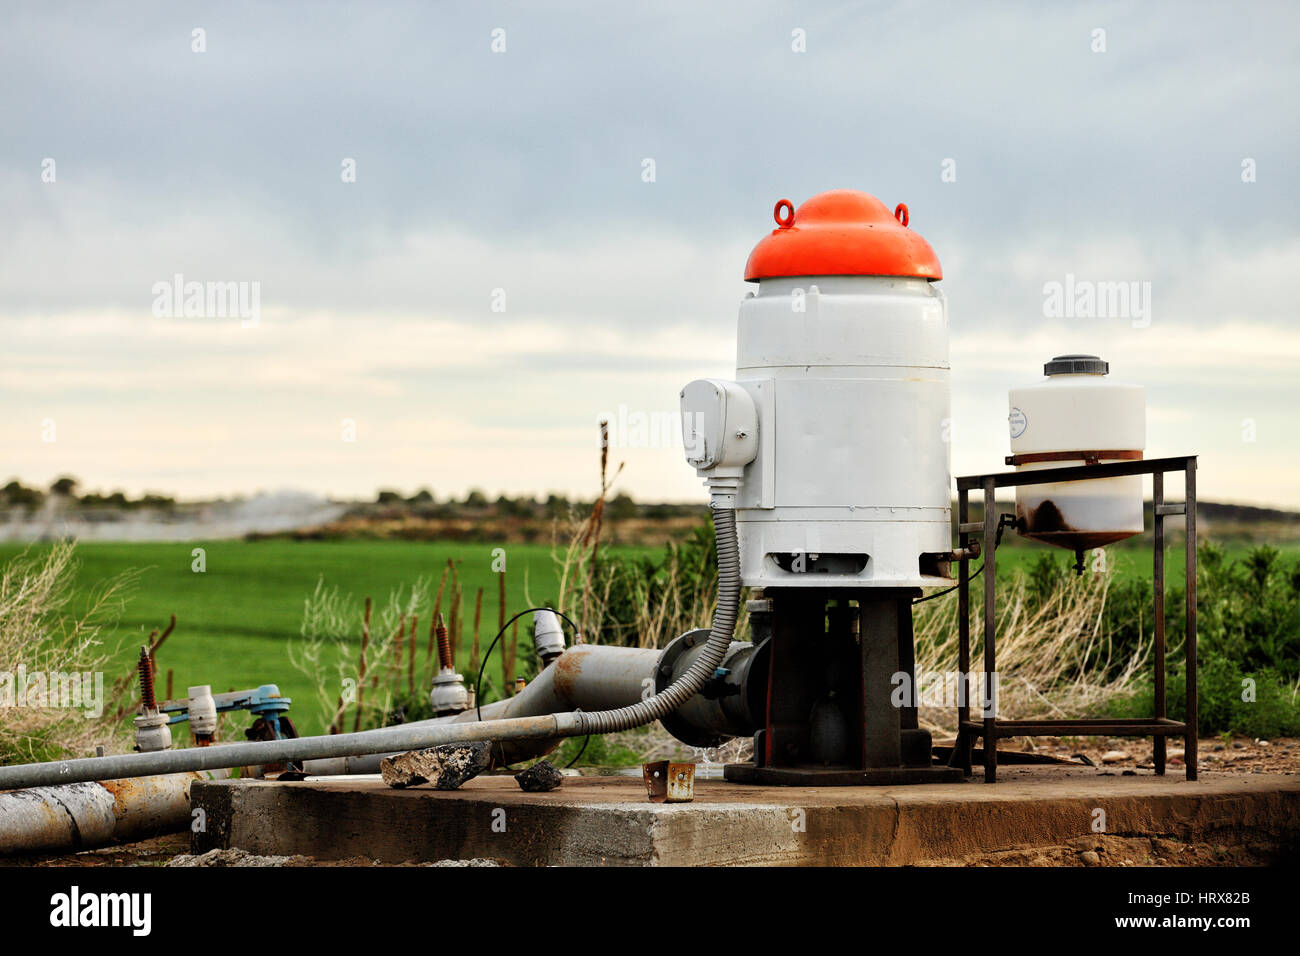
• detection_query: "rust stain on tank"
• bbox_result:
[99,773,200,817]
[99,778,140,798]
[100,777,151,817]
[1017,499,1138,550]
[550,647,586,699]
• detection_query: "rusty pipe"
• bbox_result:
[0,771,224,856]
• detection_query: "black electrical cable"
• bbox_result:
[912,562,984,604]
[471,605,589,769]
[562,734,590,769]
[913,513,1016,604]
[471,507,741,767]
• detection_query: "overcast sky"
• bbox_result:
[2,1,1297,508]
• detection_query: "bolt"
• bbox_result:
[435,613,453,670]
[137,645,157,711]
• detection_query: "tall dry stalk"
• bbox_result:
[505,619,518,690]
[469,587,483,677]
[448,564,462,664]
[553,419,627,644]
[352,597,371,733]
[388,613,406,694]
[553,515,732,650]
[407,614,417,697]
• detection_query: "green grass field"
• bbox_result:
[3,535,1294,736]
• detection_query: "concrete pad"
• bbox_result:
[190,768,1300,866]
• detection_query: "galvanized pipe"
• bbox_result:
[0,712,583,791]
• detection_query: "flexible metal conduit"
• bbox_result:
[0,508,741,792]
[578,506,739,733]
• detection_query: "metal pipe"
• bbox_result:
[303,643,663,775]
[0,713,583,791]
[0,772,221,856]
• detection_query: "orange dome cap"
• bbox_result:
[743,189,942,282]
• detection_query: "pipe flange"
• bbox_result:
[133,711,173,752]
[430,669,469,715]
[655,629,728,749]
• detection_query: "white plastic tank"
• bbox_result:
[1008,354,1145,551]
[697,190,954,589]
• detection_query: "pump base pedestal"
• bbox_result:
[723,763,964,787]
[730,587,961,787]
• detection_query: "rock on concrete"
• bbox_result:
[381,742,492,790]
[515,761,564,793]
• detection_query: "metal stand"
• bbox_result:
[725,588,963,786]
[951,456,1198,782]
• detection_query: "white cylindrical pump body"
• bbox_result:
[733,275,952,589]
[1008,368,1145,549]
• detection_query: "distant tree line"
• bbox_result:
[0,477,176,511]
[366,488,701,521]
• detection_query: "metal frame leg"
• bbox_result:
[953,488,973,774]
[982,478,997,783]
[1153,472,1166,776]
[1185,461,1198,781]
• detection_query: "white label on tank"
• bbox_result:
[1008,407,1027,439]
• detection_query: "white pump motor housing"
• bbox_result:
[683,190,954,589]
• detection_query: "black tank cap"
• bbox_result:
[1044,354,1108,376]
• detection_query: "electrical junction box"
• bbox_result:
[680,378,758,474]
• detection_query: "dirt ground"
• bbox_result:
[921,832,1296,867]
[7,736,1297,867]
[935,734,1299,866]
[1024,734,1299,777]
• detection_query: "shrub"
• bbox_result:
[1119,659,1300,738]
[0,542,136,764]
[1105,542,1300,735]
